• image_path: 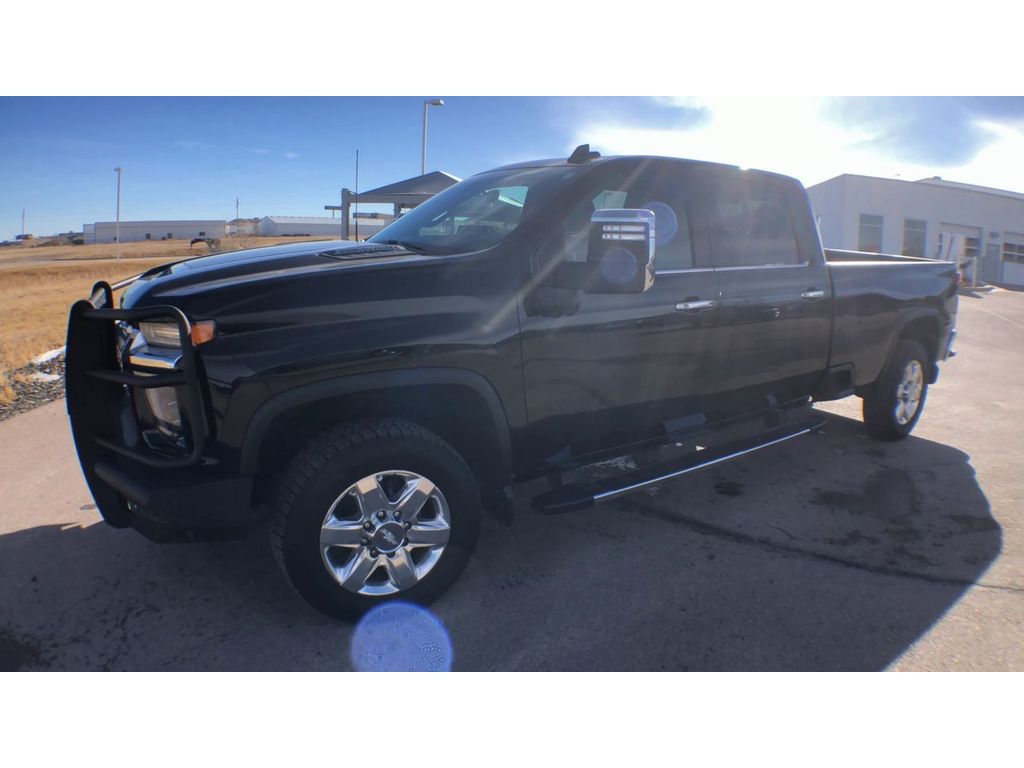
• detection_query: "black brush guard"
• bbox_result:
[65,280,212,530]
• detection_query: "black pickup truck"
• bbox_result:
[66,146,959,619]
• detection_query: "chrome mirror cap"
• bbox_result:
[588,208,657,292]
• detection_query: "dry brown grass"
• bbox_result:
[0,236,329,405]
[0,234,326,268]
[0,259,169,402]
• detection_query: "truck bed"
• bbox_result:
[824,248,946,265]
[823,249,959,390]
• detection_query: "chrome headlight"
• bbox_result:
[138,319,216,348]
[139,321,184,348]
[144,386,182,431]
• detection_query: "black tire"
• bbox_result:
[270,418,481,621]
[862,338,929,441]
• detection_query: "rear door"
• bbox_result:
[703,171,832,412]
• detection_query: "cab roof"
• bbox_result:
[477,153,800,186]
[478,144,807,188]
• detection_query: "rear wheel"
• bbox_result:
[271,418,481,620]
[862,338,929,441]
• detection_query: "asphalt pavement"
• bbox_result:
[1,286,1021,670]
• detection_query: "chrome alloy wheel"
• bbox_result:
[894,360,924,426]
[319,470,452,596]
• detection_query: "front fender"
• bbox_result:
[237,367,514,479]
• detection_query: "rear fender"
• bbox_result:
[879,309,944,386]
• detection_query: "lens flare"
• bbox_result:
[599,246,639,284]
[643,201,678,245]
[351,602,453,672]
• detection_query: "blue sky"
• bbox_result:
[2,96,1023,239]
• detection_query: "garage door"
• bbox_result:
[1003,233,1024,287]
[940,223,982,281]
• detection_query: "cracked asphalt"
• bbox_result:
[1,287,1021,670]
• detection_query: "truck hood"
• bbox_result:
[121,240,424,308]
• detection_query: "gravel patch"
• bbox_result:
[0,353,65,422]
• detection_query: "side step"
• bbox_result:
[530,418,825,514]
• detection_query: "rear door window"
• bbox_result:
[708,175,803,267]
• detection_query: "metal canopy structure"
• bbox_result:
[326,171,460,239]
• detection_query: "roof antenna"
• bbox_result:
[567,143,601,164]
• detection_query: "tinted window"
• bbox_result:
[709,176,802,267]
[639,188,694,271]
[539,161,695,271]
[558,188,631,264]
[371,166,581,255]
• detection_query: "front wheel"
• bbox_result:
[271,418,481,620]
[862,338,929,441]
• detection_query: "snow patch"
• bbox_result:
[32,346,65,365]
[30,372,61,383]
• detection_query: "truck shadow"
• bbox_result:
[0,412,1001,671]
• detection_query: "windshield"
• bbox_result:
[369,166,580,254]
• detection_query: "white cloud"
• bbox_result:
[578,97,1024,192]
[174,139,213,151]
[945,120,1024,192]
[245,147,270,155]
[284,152,299,159]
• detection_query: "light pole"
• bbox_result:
[114,166,123,258]
[421,98,444,176]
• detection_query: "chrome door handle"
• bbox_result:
[801,290,825,300]
[675,299,717,311]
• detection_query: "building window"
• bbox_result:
[965,236,979,262]
[145,233,151,240]
[1004,237,1024,264]
[858,214,883,253]
[199,231,206,237]
[167,233,174,239]
[902,219,926,258]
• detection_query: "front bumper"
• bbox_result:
[65,280,253,541]
[93,457,253,542]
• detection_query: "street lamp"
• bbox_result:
[421,98,444,176]
[114,166,123,258]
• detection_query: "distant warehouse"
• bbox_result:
[258,214,392,239]
[808,174,1024,287]
[84,220,226,244]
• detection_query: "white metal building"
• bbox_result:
[227,218,258,236]
[807,174,1024,286]
[258,215,391,239]
[84,220,226,244]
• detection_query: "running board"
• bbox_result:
[530,419,826,514]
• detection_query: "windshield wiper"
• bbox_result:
[375,239,427,254]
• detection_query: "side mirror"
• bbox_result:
[585,209,657,293]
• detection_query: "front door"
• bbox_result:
[518,159,721,468]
